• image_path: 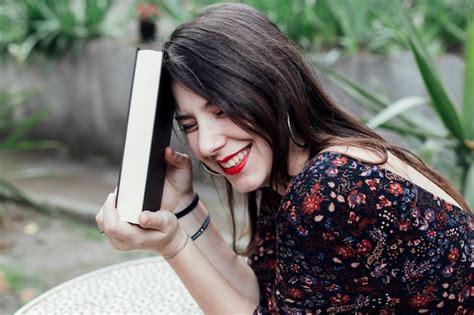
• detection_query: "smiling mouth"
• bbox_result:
[218,145,251,175]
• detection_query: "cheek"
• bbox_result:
[256,141,273,162]
[185,134,201,158]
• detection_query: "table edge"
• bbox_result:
[15,256,165,314]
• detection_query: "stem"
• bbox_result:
[456,145,471,194]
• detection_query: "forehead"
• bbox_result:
[171,81,210,113]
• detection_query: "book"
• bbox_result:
[116,48,174,224]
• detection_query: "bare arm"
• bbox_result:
[176,197,260,305]
[97,193,257,314]
[160,147,259,305]
[97,147,260,311]
[167,228,257,314]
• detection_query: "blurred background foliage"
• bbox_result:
[0,0,472,208]
[1,0,472,61]
[0,89,62,223]
[148,0,474,209]
[319,3,474,209]
[153,0,472,54]
[0,0,124,62]
[0,0,472,310]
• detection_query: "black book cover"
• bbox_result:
[116,49,174,223]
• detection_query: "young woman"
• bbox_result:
[96,3,473,314]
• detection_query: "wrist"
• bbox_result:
[175,193,199,218]
[161,228,189,259]
[173,192,196,213]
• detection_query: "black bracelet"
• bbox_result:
[191,213,211,241]
[175,193,199,218]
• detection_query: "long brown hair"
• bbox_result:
[163,3,470,254]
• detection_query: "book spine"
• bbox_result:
[143,68,174,211]
[115,47,141,209]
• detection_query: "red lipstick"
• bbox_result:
[217,146,247,163]
[218,145,251,175]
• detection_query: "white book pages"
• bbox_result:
[117,50,163,224]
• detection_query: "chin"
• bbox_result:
[228,176,264,193]
[232,185,255,194]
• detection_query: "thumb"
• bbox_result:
[138,210,176,231]
[165,147,192,170]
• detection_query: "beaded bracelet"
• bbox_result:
[175,193,199,219]
[191,213,211,241]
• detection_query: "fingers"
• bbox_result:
[95,188,118,231]
[165,147,192,170]
[96,191,178,253]
[101,193,129,241]
[95,195,108,232]
[138,209,177,234]
[95,210,104,231]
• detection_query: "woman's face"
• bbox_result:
[172,81,273,193]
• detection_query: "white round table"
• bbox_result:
[15,256,202,314]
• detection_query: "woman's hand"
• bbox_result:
[161,146,196,213]
[96,192,188,256]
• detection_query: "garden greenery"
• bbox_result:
[153,0,472,54]
[0,0,472,210]
[320,2,474,210]
[0,90,61,222]
[0,0,117,62]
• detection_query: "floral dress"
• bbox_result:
[249,151,473,314]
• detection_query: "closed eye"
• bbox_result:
[177,106,226,133]
[179,122,197,133]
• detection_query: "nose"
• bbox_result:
[198,119,226,158]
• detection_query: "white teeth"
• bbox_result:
[220,146,250,169]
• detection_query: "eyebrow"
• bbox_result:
[175,101,213,121]
[174,114,192,121]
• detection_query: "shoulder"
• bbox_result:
[320,145,386,164]
[281,146,414,221]
[285,146,380,197]
[279,147,415,240]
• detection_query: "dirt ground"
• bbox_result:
[0,204,149,314]
[0,151,242,314]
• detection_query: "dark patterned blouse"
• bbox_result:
[249,151,473,314]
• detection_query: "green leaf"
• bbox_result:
[408,38,466,142]
[0,110,49,148]
[157,0,191,23]
[396,1,437,69]
[0,90,37,121]
[376,121,445,141]
[464,161,474,211]
[9,35,39,63]
[317,63,424,130]
[417,139,443,166]
[397,1,466,142]
[317,64,390,113]
[367,97,426,128]
[463,18,474,139]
